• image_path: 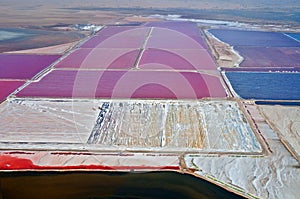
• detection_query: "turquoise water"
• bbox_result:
[0,28,35,42]
[0,28,85,52]
[286,33,300,42]
[0,30,28,41]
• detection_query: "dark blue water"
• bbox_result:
[209,29,300,47]
[255,101,300,106]
[0,171,245,199]
[221,67,300,73]
[225,72,300,100]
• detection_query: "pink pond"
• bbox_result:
[16,70,226,99]
[146,28,206,49]
[0,81,24,102]
[236,46,300,67]
[0,54,60,80]
[81,27,150,49]
[139,49,216,70]
[55,48,139,69]
[145,21,201,37]
[96,26,150,36]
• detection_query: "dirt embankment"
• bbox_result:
[205,31,243,68]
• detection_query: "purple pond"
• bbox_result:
[0,54,60,80]
[236,47,300,67]
[81,27,150,49]
[145,21,202,37]
[55,48,139,69]
[146,27,207,49]
[0,80,24,102]
[139,48,216,70]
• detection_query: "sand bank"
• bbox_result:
[4,42,78,55]
[205,30,243,68]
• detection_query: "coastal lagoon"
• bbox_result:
[0,28,84,52]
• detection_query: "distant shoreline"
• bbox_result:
[0,27,86,53]
[66,7,300,27]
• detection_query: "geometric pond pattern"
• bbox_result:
[209,29,300,101]
[17,22,227,99]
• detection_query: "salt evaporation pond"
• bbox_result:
[146,27,207,49]
[55,48,139,69]
[0,81,24,102]
[96,26,150,37]
[225,72,300,100]
[80,34,146,48]
[139,49,216,70]
[221,67,300,73]
[209,29,300,47]
[16,70,226,99]
[145,21,203,37]
[236,46,300,68]
[0,54,60,79]
[80,27,150,49]
[286,33,300,42]
[16,22,226,100]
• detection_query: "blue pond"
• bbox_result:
[225,72,300,100]
[209,29,300,47]
[255,101,300,106]
[286,33,300,42]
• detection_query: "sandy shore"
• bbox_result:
[122,15,162,23]
[204,30,243,68]
[4,42,79,55]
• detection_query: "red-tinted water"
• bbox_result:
[139,48,216,70]
[0,80,24,102]
[81,27,150,49]
[55,48,139,69]
[16,70,226,99]
[0,54,60,79]
[236,46,300,67]
[146,27,206,49]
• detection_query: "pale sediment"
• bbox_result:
[0,99,261,153]
[204,30,243,68]
[4,42,79,55]
[185,103,300,199]
[259,105,300,162]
